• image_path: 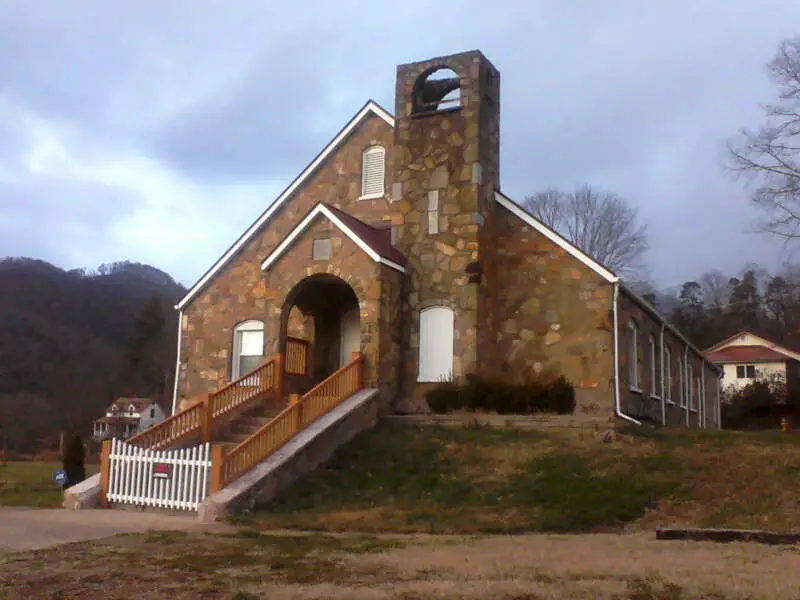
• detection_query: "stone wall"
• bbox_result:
[493,205,616,421]
[383,413,612,433]
[378,264,406,413]
[617,293,664,423]
[617,290,720,428]
[392,51,500,407]
[179,114,396,402]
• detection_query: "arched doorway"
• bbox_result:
[279,274,361,387]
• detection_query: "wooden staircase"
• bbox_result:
[100,338,366,505]
[217,399,287,451]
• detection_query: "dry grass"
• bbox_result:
[1,529,799,599]
[0,461,98,507]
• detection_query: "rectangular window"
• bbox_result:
[736,364,756,379]
[664,346,672,402]
[679,355,686,408]
[428,190,439,234]
[312,237,332,261]
[628,322,639,390]
[696,378,702,414]
[688,363,695,410]
[649,335,659,397]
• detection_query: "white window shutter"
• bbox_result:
[361,146,385,197]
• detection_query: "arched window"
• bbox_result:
[361,146,385,199]
[412,67,462,115]
[232,320,265,380]
[418,306,454,382]
[128,405,135,416]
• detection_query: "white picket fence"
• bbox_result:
[106,438,212,511]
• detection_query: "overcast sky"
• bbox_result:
[1,1,798,290]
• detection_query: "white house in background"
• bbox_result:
[92,397,167,441]
[705,331,800,398]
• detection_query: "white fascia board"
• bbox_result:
[260,204,405,273]
[176,101,395,310]
[494,191,618,283]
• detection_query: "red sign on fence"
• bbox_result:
[153,463,172,480]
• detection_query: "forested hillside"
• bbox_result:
[0,258,185,454]
[638,263,800,353]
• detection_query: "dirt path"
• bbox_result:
[0,507,231,552]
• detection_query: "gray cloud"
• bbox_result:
[0,176,141,269]
[149,36,336,183]
[0,0,799,290]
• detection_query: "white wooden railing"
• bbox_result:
[105,438,212,511]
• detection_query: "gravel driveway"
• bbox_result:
[0,507,231,552]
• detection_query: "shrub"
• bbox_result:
[722,374,799,430]
[62,434,85,490]
[426,380,461,414]
[425,374,576,415]
[544,375,576,414]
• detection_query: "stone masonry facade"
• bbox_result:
[176,49,720,429]
[494,207,616,422]
[392,51,501,408]
[262,218,384,390]
[179,113,397,404]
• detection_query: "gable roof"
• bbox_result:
[324,205,408,268]
[705,330,800,362]
[261,203,407,273]
[105,397,154,413]
[494,191,619,283]
[706,345,795,364]
[176,100,396,310]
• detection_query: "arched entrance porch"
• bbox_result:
[278,274,361,391]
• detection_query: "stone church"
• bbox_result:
[173,50,721,429]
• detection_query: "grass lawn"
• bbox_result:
[2,426,800,598]
[237,422,800,534]
[2,529,799,599]
[0,461,98,507]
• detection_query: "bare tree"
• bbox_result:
[523,184,649,275]
[700,270,731,312]
[729,36,800,239]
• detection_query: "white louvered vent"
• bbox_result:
[361,146,385,199]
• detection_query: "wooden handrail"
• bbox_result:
[127,356,282,450]
[210,357,278,419]
[213,352,364,491]
[126,398,205,450]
